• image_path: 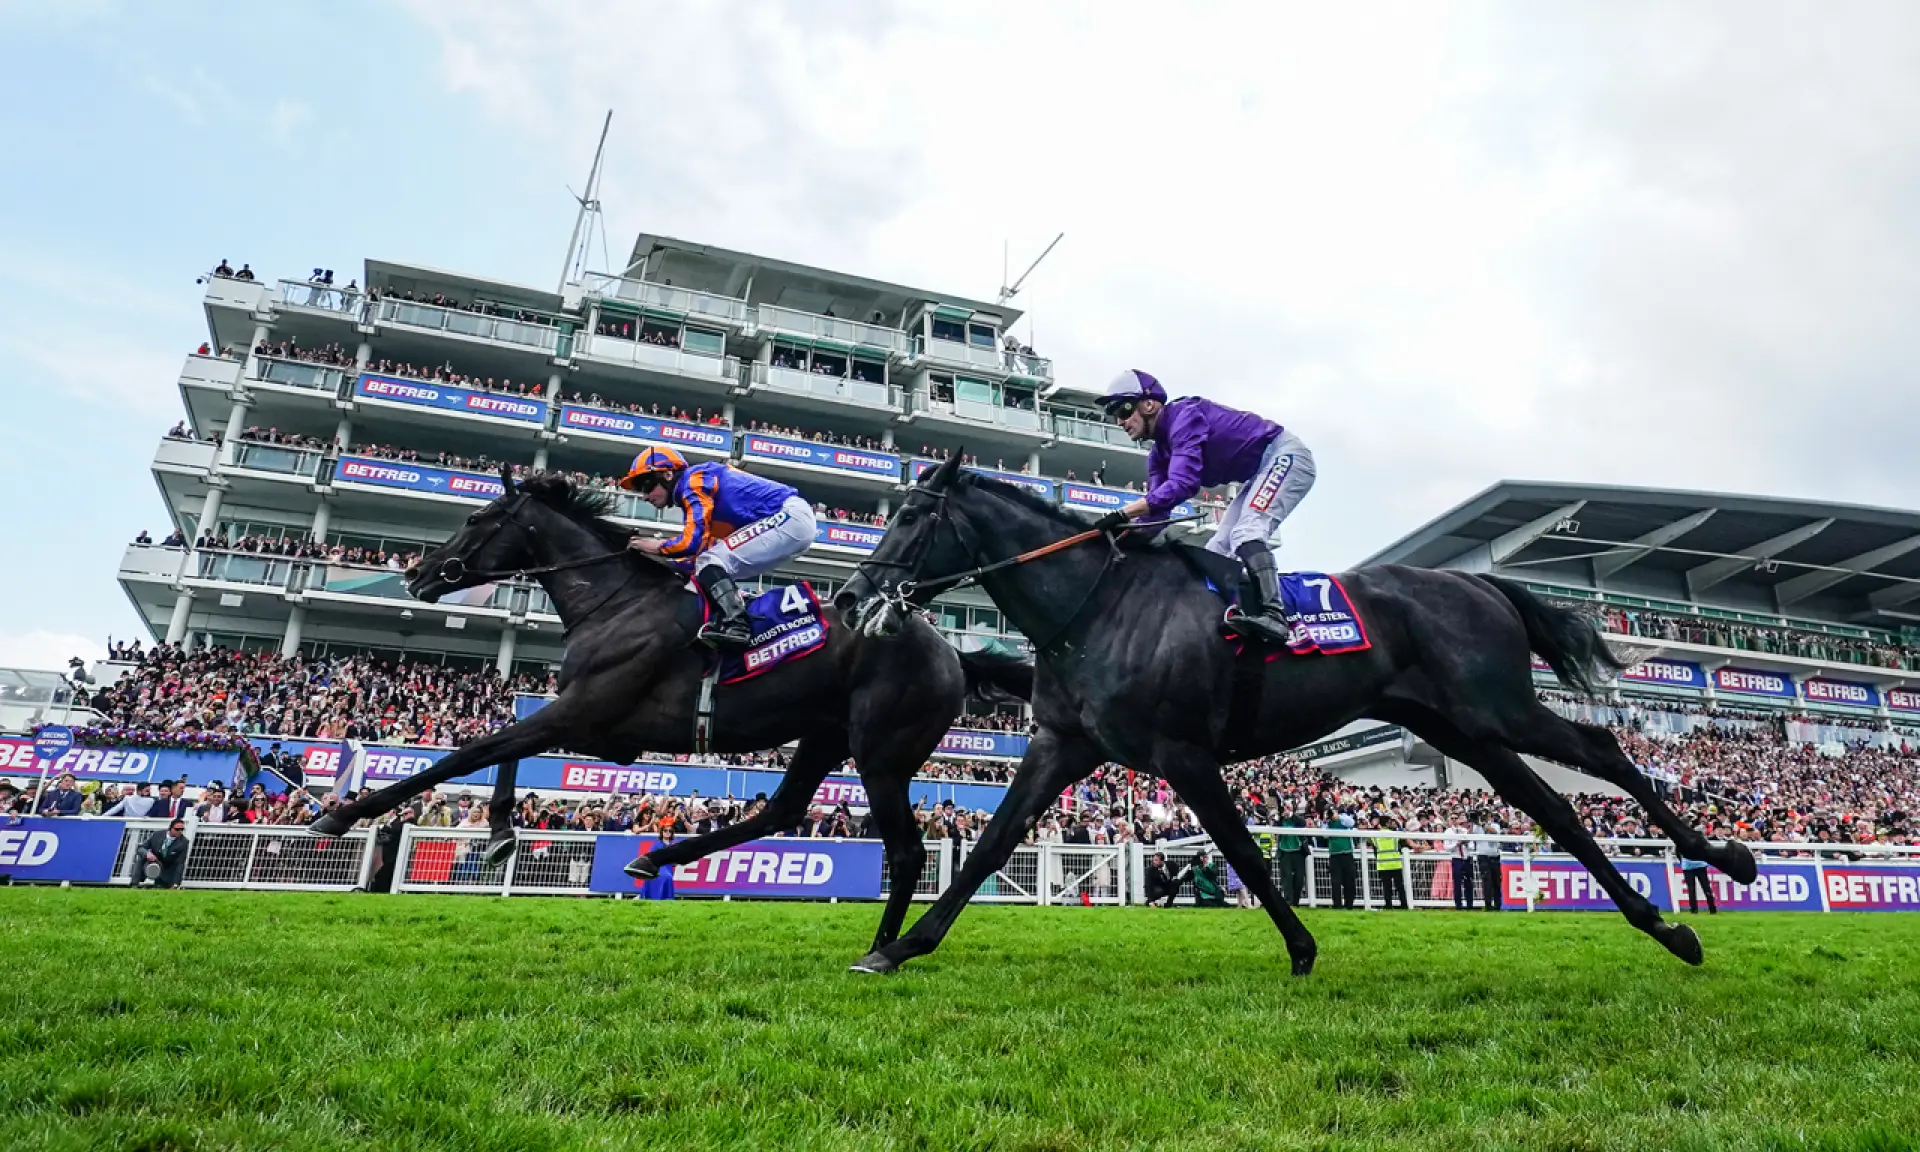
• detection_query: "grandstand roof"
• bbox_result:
[1363,481,1920,630]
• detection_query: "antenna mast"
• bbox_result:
[998,231,1064,304]
[558,110,613,294]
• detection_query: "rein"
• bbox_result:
[857,483,1204,652]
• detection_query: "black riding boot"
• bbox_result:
[695,565,753,649]
[1228,541,1294,646]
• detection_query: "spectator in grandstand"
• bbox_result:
[139,820,191,888]
[154,781,194,824]
[213,259,234,278]
[35,773,83,817]
[103,781,157,819]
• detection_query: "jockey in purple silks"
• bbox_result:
[1091,369,1317,645]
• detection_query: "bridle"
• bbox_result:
[422,488,667,632]
[854,480,1202,653]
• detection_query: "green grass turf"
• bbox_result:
[2,891,1917,1151]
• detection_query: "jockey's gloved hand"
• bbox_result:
[1091,510,1131,533]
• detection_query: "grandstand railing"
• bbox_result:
[53,823,1920,912]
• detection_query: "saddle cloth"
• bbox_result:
[1170,544,1371,656]
[713,581,831,684]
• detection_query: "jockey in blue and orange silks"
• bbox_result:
[1090,369,1317,646]
[617,446,818,649]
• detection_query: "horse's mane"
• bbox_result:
[518,473,639,552]
[964,473,1169,553]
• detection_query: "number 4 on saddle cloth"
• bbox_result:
[1172,545,1371,656]
[700,581,832,683]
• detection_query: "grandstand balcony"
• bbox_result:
[274,279,371,325]
[580,272,753,334]
[756,303,912,361]
[178,353,244,398]
[373,296,571,361]
[248,355,352,402]
[202,273,270,319]
[574,330,741,393]
[744,358,897,413]
[895,380,1049,452]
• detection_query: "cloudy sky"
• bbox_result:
[2,1,1917,669]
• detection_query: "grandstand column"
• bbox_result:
[496,627,517,676]
[164,590,194,645]
[280,606,306,657]
[545,372,561,400]
[310,500,331,543]
[354,341,371,370]
[220,403,250,463]
[881,428,894,450]
[722,402,736,426]
[240,322,271,380]
[877,497,891,517]
[333,418,353,452]
[532,447,549,471]
[197,487,226,544]
[1027,449,1042,474]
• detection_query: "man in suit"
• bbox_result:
[103,781,157,818]
[140,819,191,888]
[1142,851,1179,907]
[37,773,83,816]
[154,780,195,823]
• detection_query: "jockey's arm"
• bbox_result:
[1143,419,1207,518]
[655,471,716,559]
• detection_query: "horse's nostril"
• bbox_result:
[404,565,421,581]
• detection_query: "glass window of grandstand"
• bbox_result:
[969,606,1001,633]
[810,349,848,379]
[851,356,885,385]
[929,372,956,404]
[930,316,968,345]
[1003,384,1036,412]
[638,319,681,349]
[202,633,282,654]
[954,376,998,405]
[771,342,809,371]
[682,326,724,357]
[967,322,997,350]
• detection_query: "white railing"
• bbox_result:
[378,298,562,354]
[275,279,368,320]
[582,274,752,327]
[111,819,377,891]
[914,335,1007,373]
[758,304,911,356]
[751,361,895,408]
[581,335,738,382]
[253,356,351,396]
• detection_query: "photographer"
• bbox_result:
[1142,851,1179,907]
[139,819,191,888]
[369,806,418,894]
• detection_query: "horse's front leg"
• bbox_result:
[483,758,522,866]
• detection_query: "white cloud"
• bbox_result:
[0,630,103,674]
[405,1,1920,566]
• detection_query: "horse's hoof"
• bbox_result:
[1718,839,1758,885]
[1662,923,1704,966]
[849,951,898,975]
[484,837,517,867]
[1290,948,1317,977]
[623,855,659,881]
[308,814,349,838]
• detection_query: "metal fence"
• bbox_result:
[52,823,1920,913]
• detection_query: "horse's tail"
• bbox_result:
[1477,574,1625,697]
[957,649,1034,704]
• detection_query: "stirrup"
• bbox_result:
[1225,606,1292,645]
[698,618,752,648]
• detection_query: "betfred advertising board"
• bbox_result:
[588,835,881,898]
[1668,863,1823,911]
[1821,865,1920,911]
[1501,857,1674,911]
[0,818,127,883]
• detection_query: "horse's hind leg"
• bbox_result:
[1505,705,1755,884]
[1156,741,1318,976]
[1404,712,1702,965]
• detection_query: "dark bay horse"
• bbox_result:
[838,454,1756,975]
[310,469,1030,956]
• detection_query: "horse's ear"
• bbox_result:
[932,449,965,487]
[500,463,516,493]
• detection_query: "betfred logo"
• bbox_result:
[1804,678,1876,706]
[338,460,421,485]
[675,847,838,889]
[815,779,868,806]
[831,449,895,473]
[564,409,637,433]
[448,475,505,496]
[0,830,58,868]
[466,394,541,418]
[939,732,999,753]
[1887,688,1920,713]
[659,424,726,447]
[1824,868,1920,910]
[1621,659,1700,686]
[0,740,148,776]
[744,624,823,671]
[1715,668,1789,696]
[1064,485,1123,510]
[748,437,813,459]
[362,378,439,402]
[560,763,679,793]
[303,747,438,780]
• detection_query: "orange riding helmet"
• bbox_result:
[617,445,689,492]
